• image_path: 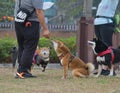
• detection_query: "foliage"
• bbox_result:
[0,0,15,22]
[0,0,120,23]
[0,36,76,63]
[0,37,17,63]
[57,36,76,55]
[56,0,83,23]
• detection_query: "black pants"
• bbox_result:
[95,23,114,46]
[15,21,40,72]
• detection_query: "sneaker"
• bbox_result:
[101,69,116,76]
[101,69,110,76]
[15,72,25,79]
[24,72,37,78]
[15,72,37,79]
[93,69,109,75]
[93,69,116,76]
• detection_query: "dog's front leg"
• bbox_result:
[109,64,114,76]
[94,64,102,77]
[61,65,68,79]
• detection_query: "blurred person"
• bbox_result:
[94,0,119,75]
[14,0,50,78]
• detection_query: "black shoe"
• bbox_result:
[101,69,110,76]
[101,69,116,76]
[15,72,37,79]
[93,69,109,75]
[93,69,116,76]
[24,72,37,78]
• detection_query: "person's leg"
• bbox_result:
[94,24,115,76]
[95,23,114,46]
[20,21,40,73]
[15,22,40,78]
[100,24,113,72]
[15,22,24,73]
[95,25,102,39]
[102,65,108,70]
[98,23,115,75]
[100,23,114,46]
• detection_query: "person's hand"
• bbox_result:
[43,30,50,39]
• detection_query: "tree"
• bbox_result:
[0,0,120,23]
[0,0,15,21]
[56,0,83,23]
[83,0,93,17]
[56,0,120,23]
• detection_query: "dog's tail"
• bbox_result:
[86,63,95,73]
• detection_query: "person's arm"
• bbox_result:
[36,9,50,38]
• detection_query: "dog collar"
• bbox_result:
[97,47,114,63]
[43,58,49,61]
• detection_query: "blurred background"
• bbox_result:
[0,0,119,24]
[0,0,120,64]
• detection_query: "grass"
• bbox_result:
[0,67,120,93]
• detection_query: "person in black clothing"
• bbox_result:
[14,0,50,78]
[94,0,119,75]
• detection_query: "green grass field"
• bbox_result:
[0,67,120,93]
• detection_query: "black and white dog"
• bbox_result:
[88,38,120,77]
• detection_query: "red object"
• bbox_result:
[3,16,6,20]
[97,47,115,63]
[25,22,31,27]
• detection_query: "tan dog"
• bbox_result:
[51,40,94,79]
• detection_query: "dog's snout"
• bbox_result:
[44,52,46,55]
[88,41,92,44]
[88,41,95,46]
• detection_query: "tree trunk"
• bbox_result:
[83,0,93,17]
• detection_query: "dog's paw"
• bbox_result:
[96,56,105,62]
[93,75,99,78]
[108,74,113,76]
[61,76,66,79]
